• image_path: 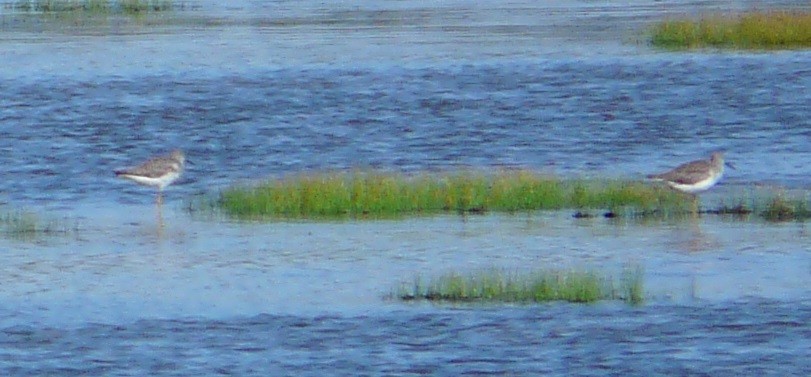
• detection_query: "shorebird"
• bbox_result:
[115,149,186,205]
[647,151,733,195]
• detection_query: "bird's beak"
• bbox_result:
[725,161,736,170]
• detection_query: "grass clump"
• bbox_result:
[712,189,811,222]
[216,170,688,220]
[397,266,644,305]
[760,196,811,222]
[650,11,811,50]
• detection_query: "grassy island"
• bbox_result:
[208,170,811,222]
[215,170,690,220]
[650,11,811,50]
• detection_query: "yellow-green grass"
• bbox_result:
[397,266,644,305]
[650,11,811,50]
[216,170,690,220]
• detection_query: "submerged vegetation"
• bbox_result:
[7,0,178,14]
[650,11,811,50]
[396,266,644,305]
[216,170,690,220]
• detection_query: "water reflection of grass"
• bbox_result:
[650,11,811,50]
[1,210,78,241]
[216,170,690,220]
[397,266,644,305]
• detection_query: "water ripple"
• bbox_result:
[1,54,810,206]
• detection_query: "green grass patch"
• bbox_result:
[396,266,644,305]
[650,10,811,50]
[214,170,690,220]
[0,210,79,241]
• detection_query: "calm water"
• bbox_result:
[1,0,810,375]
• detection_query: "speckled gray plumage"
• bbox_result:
[115,150,185,179]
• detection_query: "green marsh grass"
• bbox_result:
[216,170,690,220]
[397,266,644,305]
[650,11,811,49]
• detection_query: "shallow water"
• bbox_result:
[2,211,809,321]
[2,302,809,376]
[1,211,809,374]
[2,53,810,206]
[1,0,810,375]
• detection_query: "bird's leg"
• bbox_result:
[156,198,165,237]
[157,191,163,207]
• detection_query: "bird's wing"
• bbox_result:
[117,155,179,178]
[652,160,711,184]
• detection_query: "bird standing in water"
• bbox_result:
[115,149,186,205]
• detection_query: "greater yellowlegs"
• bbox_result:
[115,149,186,205]
[647,151,734,214]
[647,151,733,195]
